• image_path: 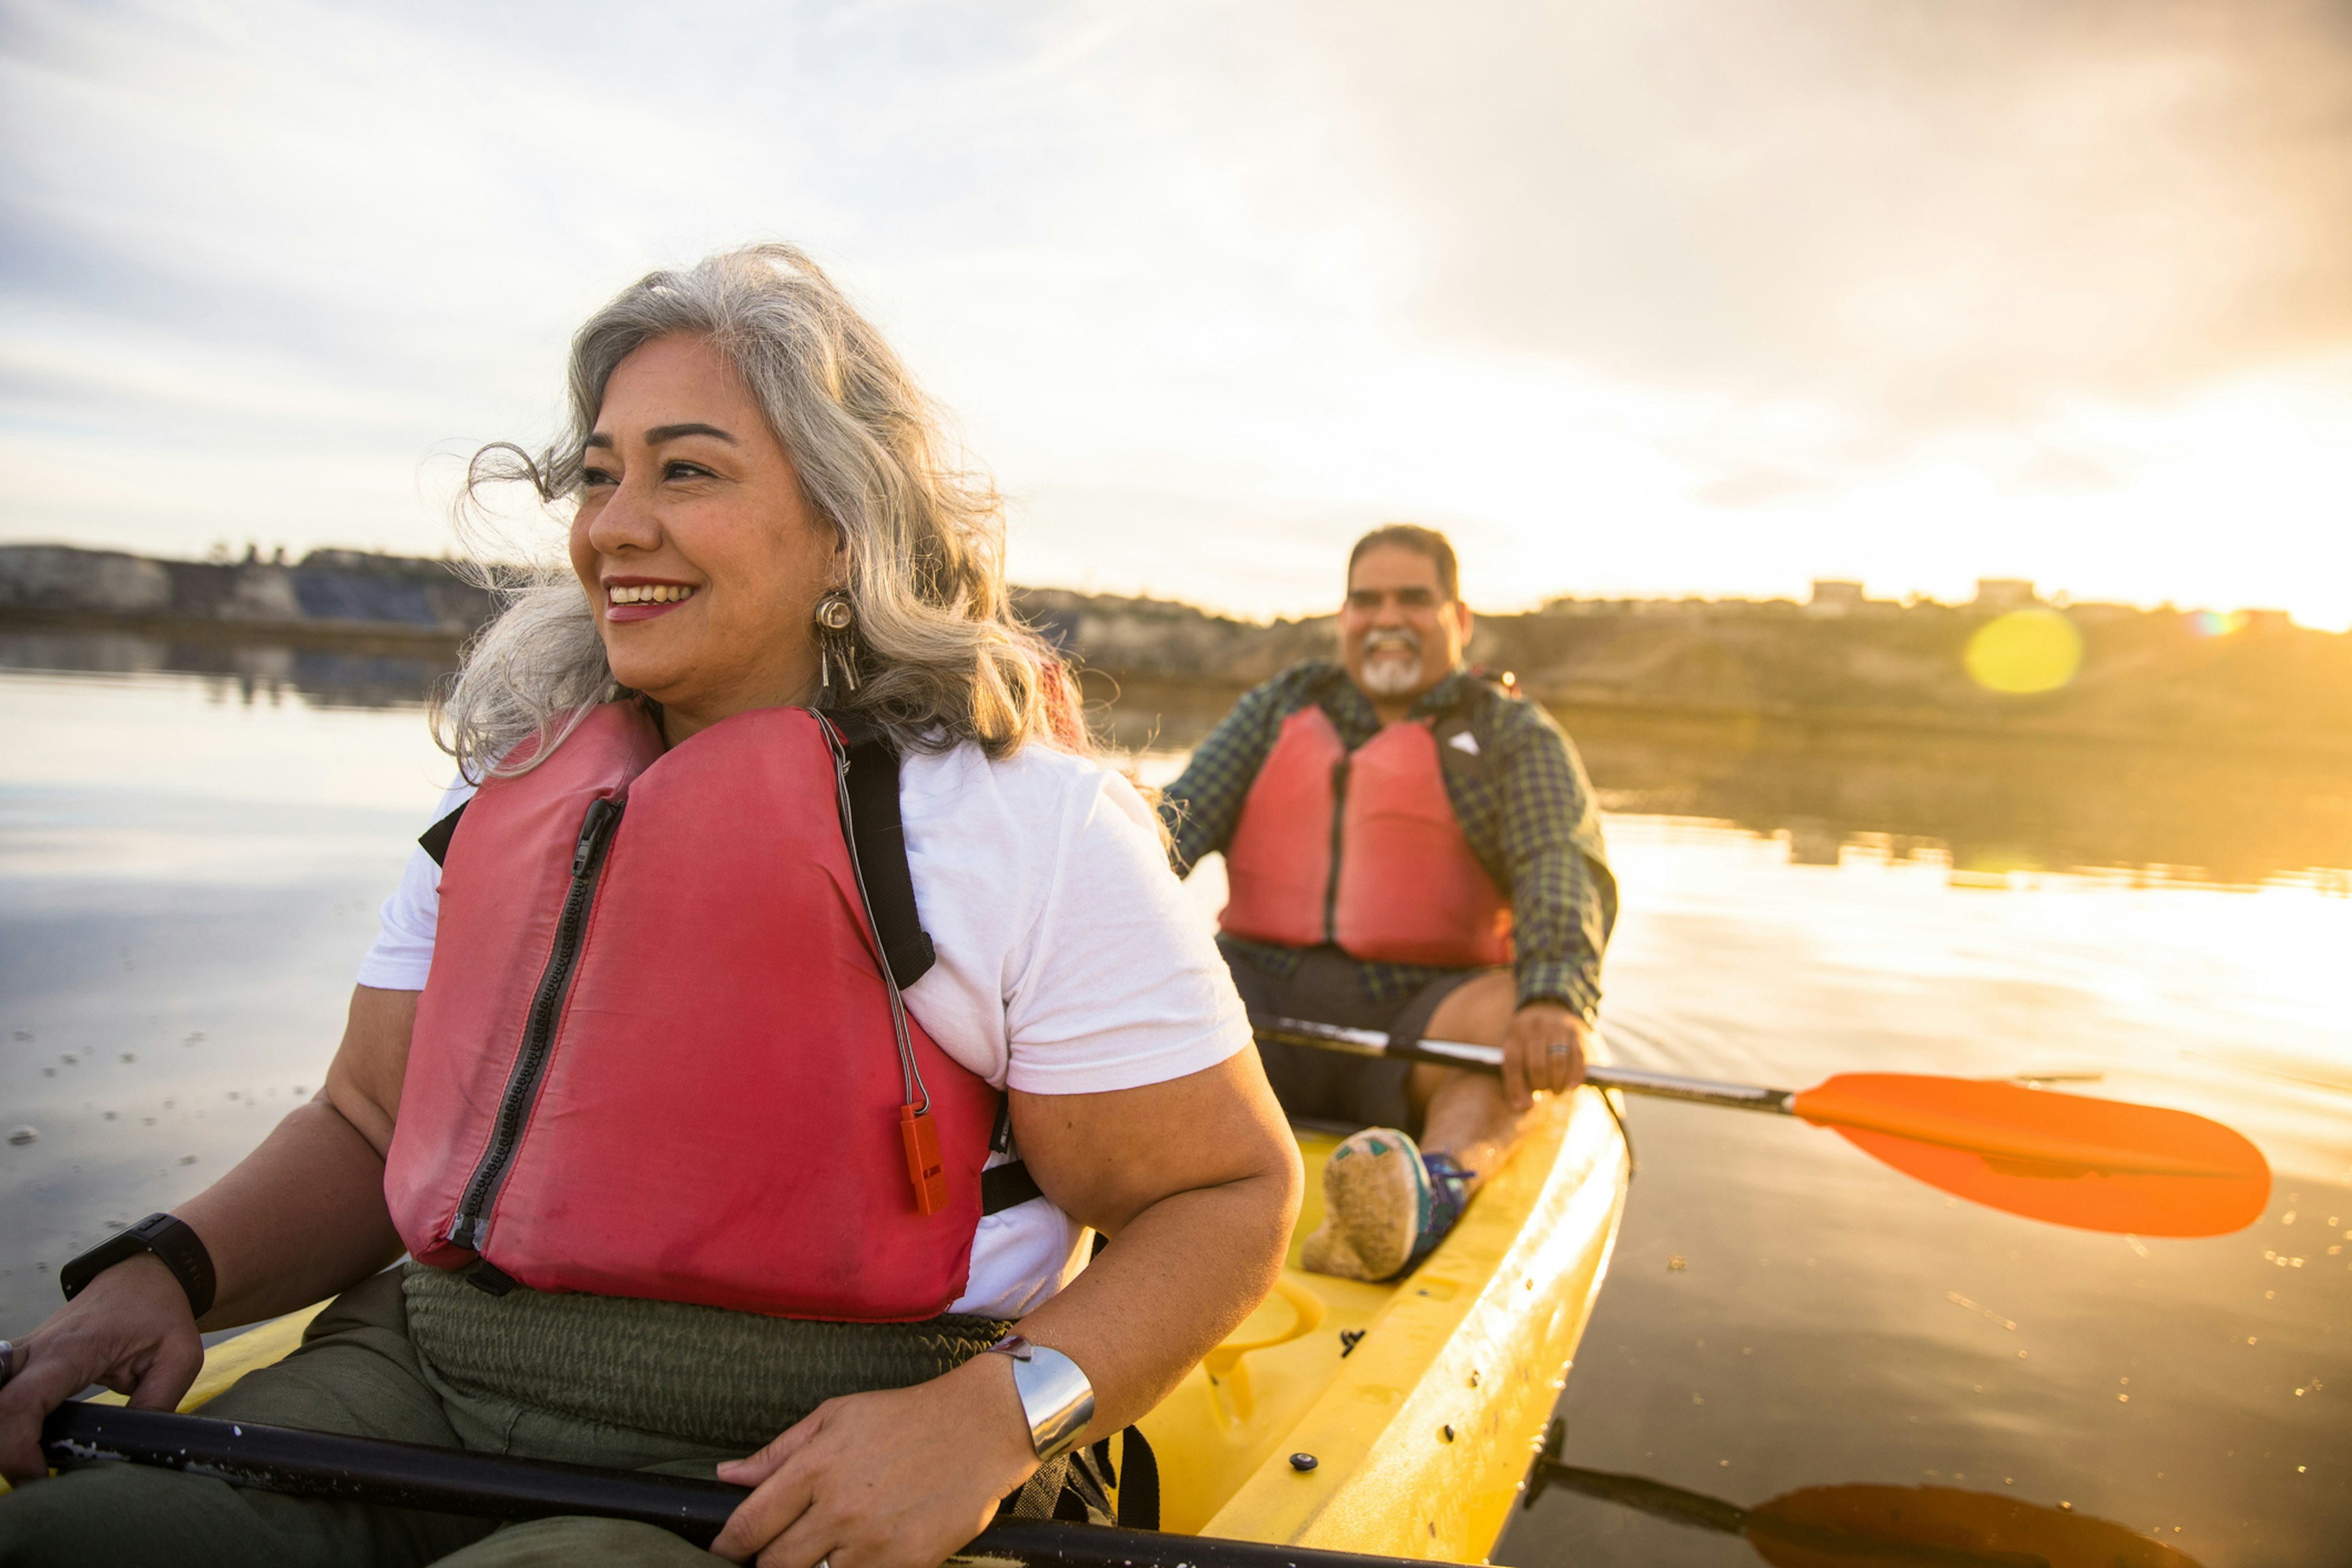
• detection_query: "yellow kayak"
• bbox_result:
[144,1085,1630,1563]
[1139,1086,1628,1558]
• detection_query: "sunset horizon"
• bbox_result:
[6,2,2350,625]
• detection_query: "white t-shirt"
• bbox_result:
[358,737,1249,1318]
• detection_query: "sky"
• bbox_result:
[3,0,2350,624]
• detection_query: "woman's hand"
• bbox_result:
[0,986,413,1487]
[709,1352,1038,1567]
[0,1254,203,1485]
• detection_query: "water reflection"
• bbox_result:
[1501,813,2351,1568]
[8,641,2351,889]
[1,648,453,1333]
[1574,715,2352,893]
[4,645,2348,1566]
[1529,1448,2203,1566]
[0,627,453,711]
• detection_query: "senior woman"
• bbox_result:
[0,245,1302,1567]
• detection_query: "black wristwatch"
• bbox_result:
[59,1212,217,1320]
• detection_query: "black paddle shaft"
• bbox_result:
[42,1403,1436,1568]
[1253,1017,1796,1114]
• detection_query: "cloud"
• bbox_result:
[1274,0,2352,432]
[1690,467,1828,510]
[3,0,2351,625]
[0,0,1153,551]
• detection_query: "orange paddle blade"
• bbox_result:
[1749,1483,2202,1568]
[1789,1074,2270,1237]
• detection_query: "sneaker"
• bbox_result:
[1417,1152,1475,1264]
[1300,1129,1477,1282]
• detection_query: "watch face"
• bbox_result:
[60,1231,137,1298]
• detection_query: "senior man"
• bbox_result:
[1159,524,1616,1281]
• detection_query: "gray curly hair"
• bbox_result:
[437,243,1079,778]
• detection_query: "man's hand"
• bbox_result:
[1499,1001,1588,1112]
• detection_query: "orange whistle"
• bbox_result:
[900,1103,948,1216]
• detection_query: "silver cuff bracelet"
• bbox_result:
[985,1333,1095,1463]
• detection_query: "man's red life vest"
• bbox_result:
[1218,704,1512,969]
[383,701,1000,1322]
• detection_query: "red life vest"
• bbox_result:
[1218,704,1513,969]
[383,701,1000,1322]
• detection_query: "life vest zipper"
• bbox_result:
[1322,753,1349,944]
[445,794,623,1253]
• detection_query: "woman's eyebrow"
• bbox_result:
[581,423,737,451]
[644,422,737,445]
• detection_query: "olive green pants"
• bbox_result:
[0,1267,1054,1567]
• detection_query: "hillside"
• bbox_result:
[1022,585,2352,754]
[7,545,2348,754]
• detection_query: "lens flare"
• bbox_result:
[2187,609,2249,638]
[1964,609,2084,695]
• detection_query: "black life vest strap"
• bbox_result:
[980,1083,1041,1215]
[980,1160,1043,1215]
[418,802,466,867]
[1089,1427,1162,1529]
[828,714,937,990]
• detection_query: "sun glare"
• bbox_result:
[1964,609,2084,695]
[2185,609,2250,639]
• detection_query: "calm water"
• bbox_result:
[4,635,2350,1567]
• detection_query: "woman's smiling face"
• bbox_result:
[569,334,842,740]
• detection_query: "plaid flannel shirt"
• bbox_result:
[1158,660,1616,1018]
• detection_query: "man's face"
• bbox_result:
[1339,545,1473,704]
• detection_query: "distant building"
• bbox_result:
[1973,579,2038,613]
[1807,579,1866,617]
[2244,609,2293,634]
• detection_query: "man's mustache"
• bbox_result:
[1362,628,1422,657]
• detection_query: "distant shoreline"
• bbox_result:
[8,542,2350,760]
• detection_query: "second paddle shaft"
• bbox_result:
[1253,1017,1796,1114]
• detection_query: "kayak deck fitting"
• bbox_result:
[134,1085,1629,1563]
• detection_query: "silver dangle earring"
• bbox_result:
[814,590,859,695]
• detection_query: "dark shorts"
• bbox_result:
[1218,937,1496,1133]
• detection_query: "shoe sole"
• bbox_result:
[1315,1131,1428,1281]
